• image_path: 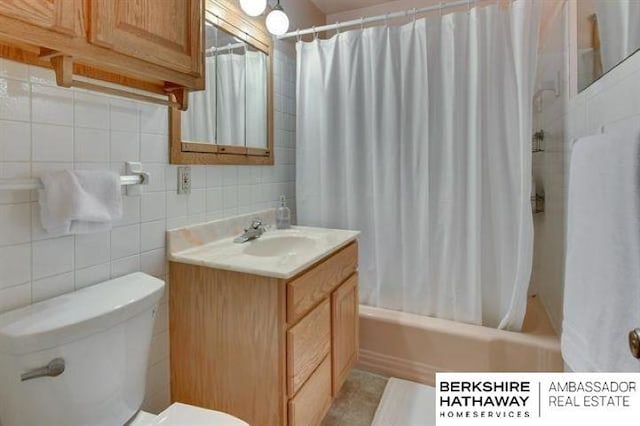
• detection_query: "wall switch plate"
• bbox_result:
[177,166,191,194]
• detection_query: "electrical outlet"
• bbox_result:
[177,166,191,194]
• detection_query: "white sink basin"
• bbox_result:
[243,235,318,257]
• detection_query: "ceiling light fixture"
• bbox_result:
[266,0,289,36]
[239,0,267,17]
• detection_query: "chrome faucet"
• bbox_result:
[233,218,266,244]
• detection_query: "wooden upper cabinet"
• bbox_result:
[0,0,204,107]
[89,0,202,77]
[0,0,82,37]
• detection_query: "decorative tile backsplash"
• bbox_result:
[0,44,296,413]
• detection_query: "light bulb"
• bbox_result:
[266,5,289,36]
[239,0,267,17]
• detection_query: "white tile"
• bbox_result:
[223,186,238,210]
[32,272,74,303]
[222,166,238,186]
[31,84,73,125]
[0,59,29,81]
[0,79,30,121]
[29,66,56,86]
[148,330,169,366]
[75,231,110,269]
[0,283,31,314]
[142,163,166,192]
[75,263,110,290]
[32,236,74,280]
[0,120,31,161]
[142,192,166,222]
[141,133,168,162]
[141,220,166,252]
[141,249,165,278]
[110,98,139,132]
[32,124,73,162]
[187,189,205,215]
[206,167,224,186]
[191,166,206,189]
[0,244,30,290]
[110,130,139,162]
[0,204,31,245]
[0,162,31,204]
[206,187,223,212]
[237,185,252,207]
[74,127,109,162]
[165,165,178,191]
[114,196,141,226]
[111,224,140,259]
[166,192,188,218]
[110,255,140,278]
[74,91,109,129]
[140,104,168,135]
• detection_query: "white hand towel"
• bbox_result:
[38,170,123,235]
[562,131,640,372]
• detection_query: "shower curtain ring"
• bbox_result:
[296,28,301,42]
[360,17,365,31]
[385,13,389,27]
[336,21,340,35]
[412,8,417,23]
[439,2,444,17]
[312,26,318,40]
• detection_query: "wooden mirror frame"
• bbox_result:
[170,0,274,165]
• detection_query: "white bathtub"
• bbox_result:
[357,296,563,386]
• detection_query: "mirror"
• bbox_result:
[171,2,273,165]
[577,0,640,92]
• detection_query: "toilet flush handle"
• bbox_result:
[20,358,65,381]
[630,329,640,359]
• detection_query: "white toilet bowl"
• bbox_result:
[130,403,248,426]
[0,273,246,426]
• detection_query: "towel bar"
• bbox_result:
[0,162,149,192]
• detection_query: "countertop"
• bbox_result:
[167,211,359,279]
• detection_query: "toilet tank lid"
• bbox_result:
[0,273,165,355]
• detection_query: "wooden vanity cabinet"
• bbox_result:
[0,0,203,105]
[169,241,359,426]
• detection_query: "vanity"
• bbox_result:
[167,211,360,426]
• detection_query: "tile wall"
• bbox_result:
[0,43,296,413]
[532,3,640,334]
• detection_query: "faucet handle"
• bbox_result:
[249,218,265,230]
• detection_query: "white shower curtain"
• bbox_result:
[296,1,540,330]
[594,0,640,73]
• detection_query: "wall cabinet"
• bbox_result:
[169,242,360,426]
[0,0,203,109]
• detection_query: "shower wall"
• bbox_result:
[531,0,570,334]
[533,1,640,333]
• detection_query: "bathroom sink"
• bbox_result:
[243,235,318,257]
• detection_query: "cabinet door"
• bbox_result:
[0,0,81,36]
[331,273,359,395]
[89,0,203,77]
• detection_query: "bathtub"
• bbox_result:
[357,296,563,385]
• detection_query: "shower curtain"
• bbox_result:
[183,51,267,147]
[296,1,540,330]
[594,0,640,72]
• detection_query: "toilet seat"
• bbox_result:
[130,403,248,426]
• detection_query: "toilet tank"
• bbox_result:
[0,273,165,426]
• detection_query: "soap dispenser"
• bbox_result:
[276,195,291,229]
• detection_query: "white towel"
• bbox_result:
[38,170,123,235]
[562,131,640,372]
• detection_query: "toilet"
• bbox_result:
[0,272,247,426]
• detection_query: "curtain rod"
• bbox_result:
[277,0,509,40]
